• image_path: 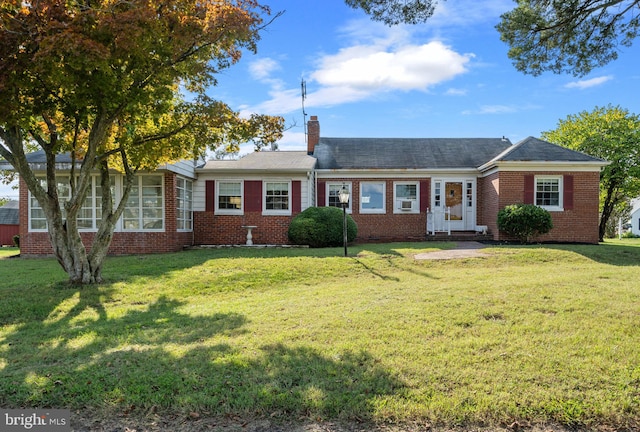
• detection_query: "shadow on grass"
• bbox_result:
[0,288,406,422]
[527,242,640,266]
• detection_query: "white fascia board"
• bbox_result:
[196,168,312,177]
[315,168,479,179]
[159,160,197,178]
[479,161,608,175]
[197,172,311,181]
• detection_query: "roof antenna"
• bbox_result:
[301,78,308,147]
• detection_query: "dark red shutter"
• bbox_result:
[317,181,326,207]
[524,175,535,204]
[205,180,215,213]
[420,180,430,212]
[292,181,301,214]
[564,175,574,210]
[244,181,262,212]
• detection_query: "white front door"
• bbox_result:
[432,179,476,231]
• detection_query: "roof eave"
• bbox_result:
[479,160,610,173]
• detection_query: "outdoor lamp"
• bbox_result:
[338,185,350,257]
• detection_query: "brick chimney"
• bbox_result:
[307,115,319,155]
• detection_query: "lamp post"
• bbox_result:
[338,184,350,257]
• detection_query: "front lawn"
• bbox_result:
[0,241,638,429]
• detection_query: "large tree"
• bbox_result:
[497,0,640,76]
[344,0,437,25]
[542,106,640,241]
[0,0,283,284]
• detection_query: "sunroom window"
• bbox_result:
[123,175,164,230]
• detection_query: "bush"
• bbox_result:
[621,230,639,239]
[12,235,19,248]
[497,204,553,244]
[288,206,357,248]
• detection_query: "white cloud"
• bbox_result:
[462,105,517,115]
[564,75,613,89]
[248,21,473,115]
[248,57,281,80]
[310,41,472,92]
[237,129,306,155]
[445,88,467,96]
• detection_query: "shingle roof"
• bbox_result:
[314,137,513,170]
[0,201,18,225]
[200,151,316,172]
[24,150,75,164]
[490,136,606,163]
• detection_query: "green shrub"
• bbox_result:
[288,206,357,248]
[12,235,19,248]
[497,204,553,244]
[621,230,639,239]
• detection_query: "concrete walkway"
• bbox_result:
[414,241,489,260]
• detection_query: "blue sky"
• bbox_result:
[2,0,640,200]
[215,0,640,152]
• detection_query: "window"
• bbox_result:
[264,181,290,214]
[29,177,51,230]
[176,177,193,231]
[466,182,473,208]
[216,181,243,214]
[434,181,442,208]
[29,176,114,231]
[327,183,351,211]
[536,176,563,211]
[360,181,386,214]
[394,182,418,213]
[123,175,164,230]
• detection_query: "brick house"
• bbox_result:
[6,116,607,256]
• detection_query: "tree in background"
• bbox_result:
[497,0,640,76]
[542,106,640,241]
[344,0,436,25]
[0,0,284,284]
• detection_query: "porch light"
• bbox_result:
[339,184,350,257]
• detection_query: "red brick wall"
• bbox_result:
[481,171,600,243]
[18,173,193,256]
[348,179,428,241]
[194,211,294,245]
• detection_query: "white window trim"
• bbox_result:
[28,174,167,233]
[176,177,193,232]
[263,180,292,216]
[122,174,165,232]
[215,180,244,215]
[29,175,105,232]
[535,175,564,212]
[326,182,352,213]
[393,181,419,214]
[359,181,386,214]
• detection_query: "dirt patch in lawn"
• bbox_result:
[413,241,489,260]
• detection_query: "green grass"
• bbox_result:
[0,240,639,429]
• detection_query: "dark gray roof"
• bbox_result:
[314,137,513,170]
[0,200,18,225]
[24,150,75,164]
[491,136,606,163]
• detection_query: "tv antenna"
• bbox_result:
[301,78,307,145]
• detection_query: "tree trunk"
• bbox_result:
[599,181,619,242]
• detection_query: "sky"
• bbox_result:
[2,0,640,200]
[216,0,640,151]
